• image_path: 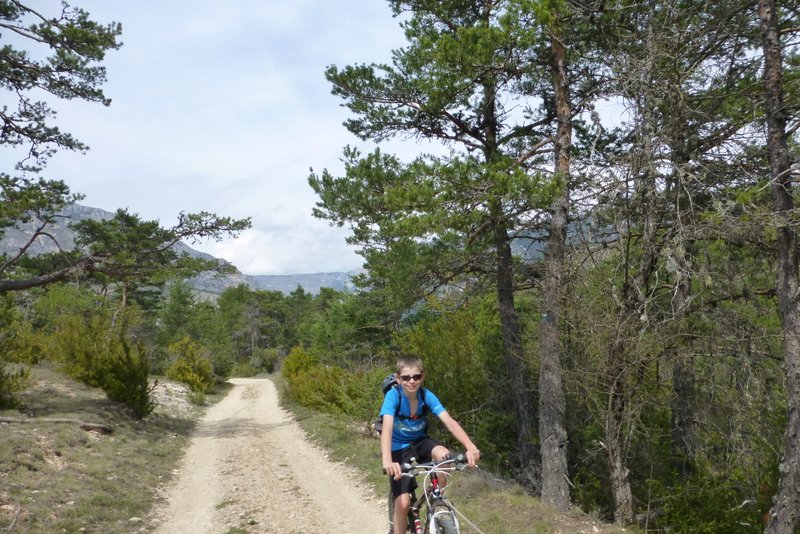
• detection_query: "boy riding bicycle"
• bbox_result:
[380,355,480,534]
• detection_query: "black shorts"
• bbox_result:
[389,437,444,499]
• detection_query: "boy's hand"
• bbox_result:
[383,461,403,480]
[465,449,480,468]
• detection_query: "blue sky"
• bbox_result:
[33,1,415,275]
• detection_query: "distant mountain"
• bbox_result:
[1,204,114,256]
[189,269,359,299]
[0,204,358,296]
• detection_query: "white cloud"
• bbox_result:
[200,222,364,276]
[13,1,412,275]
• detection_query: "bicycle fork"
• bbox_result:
[423,474,448,534]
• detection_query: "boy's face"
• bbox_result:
[396,366,424,395]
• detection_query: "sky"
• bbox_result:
[18,1,418,276]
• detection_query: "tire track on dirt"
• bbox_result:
[150,377,386,533]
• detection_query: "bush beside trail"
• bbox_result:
[282,346,385,431]
[166,337,216,394]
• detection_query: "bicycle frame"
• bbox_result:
[388,455,466,534]
[411,472,452,534]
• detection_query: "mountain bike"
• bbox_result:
[386,453,468,534]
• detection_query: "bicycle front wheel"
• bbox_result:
[429,503,459,534]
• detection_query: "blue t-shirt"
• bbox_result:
[379,386,446,451]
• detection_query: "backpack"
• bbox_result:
[374,372,428,435]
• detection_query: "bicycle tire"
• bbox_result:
[430,503,459,534]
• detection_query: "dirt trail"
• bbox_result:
[149,377,386,533]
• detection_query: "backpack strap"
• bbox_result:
[393,386,430,420]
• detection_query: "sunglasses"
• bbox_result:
[399,373,423,382]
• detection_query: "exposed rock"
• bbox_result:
[149,381,194,417]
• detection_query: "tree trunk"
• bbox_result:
[492,213,538,485]
[661,151,697,475]
[760,0,800,531]
[604,124,658,527]
[602,23,664,511]
[538,29,571,511]
[605,337,635,524]
[482,73,538,486]
[670,351,696,477]
[669,235,696,476]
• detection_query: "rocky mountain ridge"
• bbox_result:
[0,204,358,296]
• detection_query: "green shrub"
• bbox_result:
[342,366,390,428]
[0,362,29,409]
[98,338,155,419]
[230,360,259,377]
[187,389,206,405]
[283,353,382,425]
[254,347,280,373]
[648,477,762,533]
[166,337,215,393]
[35,305,155,419]
[211,351,233,380]
[56,314,108,385]
[148,346,170,375]
[281,346,318,380]
[0,295,31,407]
[288,364,352,413]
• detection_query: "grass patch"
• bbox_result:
[0,364,217,533]
[275,375,636,534]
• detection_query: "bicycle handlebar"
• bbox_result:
[400,453,469,475]
[382,452,471,477]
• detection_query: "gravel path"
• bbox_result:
[149,377,386,533]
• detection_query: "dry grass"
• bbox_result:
[0,364,221,533]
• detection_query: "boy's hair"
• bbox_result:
[396,354,424,374]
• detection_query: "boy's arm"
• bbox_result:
[438,411,480,467]
[381,415,402,479]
